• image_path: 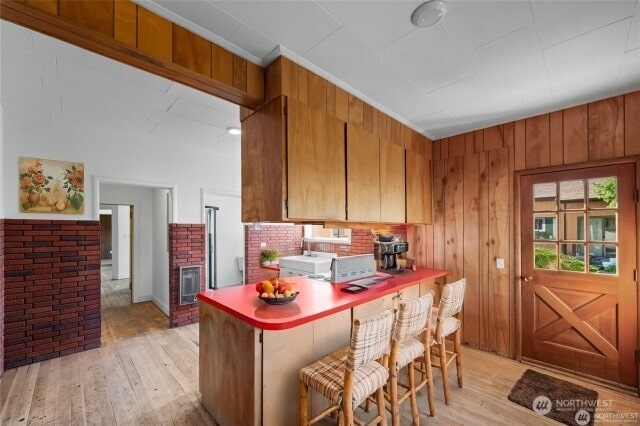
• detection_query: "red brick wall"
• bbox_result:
[2,219,101,370]
[244,224,303,284]
[168,224,205,328]
[308,225,408,256]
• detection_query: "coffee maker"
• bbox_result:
[374,237,409,271]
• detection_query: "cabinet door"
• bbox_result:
[287,98,346,220]
[406,152,432,224]
[347,125,380,222]
[380,139,406,223]
[241,96,287,222]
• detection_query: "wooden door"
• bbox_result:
[100,214,112,260]
[380,139,405,223]
[347,125,380,222]
[521,163,637,387]
[406,152,432,224]
[287,98,346,221]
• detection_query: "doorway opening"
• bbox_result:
[100,204,134,307]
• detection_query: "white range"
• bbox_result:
[278,251,337,277]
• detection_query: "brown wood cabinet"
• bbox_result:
[406,152,432,224]
[346,125,380,222]
[241,96,346,222]
[380,138,406,223]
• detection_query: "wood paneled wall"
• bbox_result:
[2,0,264,108]
[408,90,640,357]
[261,57,431,159]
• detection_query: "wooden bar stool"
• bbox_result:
[389,291,436,426]
[430,278,466,405]
[299,309,396,426]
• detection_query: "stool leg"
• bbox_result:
[425,347,436,417]
[439,339,452,405]
[376,386,387,426]
[408,361,419,425]
[454,328,463,388]
[390,364,399,426]
[299,380,308,426]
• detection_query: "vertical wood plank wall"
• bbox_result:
[408,90,640,357]
[2,0,264,107]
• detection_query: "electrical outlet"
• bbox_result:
[260,242,266,248]
[496,258,505,269]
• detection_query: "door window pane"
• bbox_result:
[535,243,558,270]
[534,183,557,211]
[589,177,617,209]
[561,212,584,241]
[588,211,616,242]
[560,180,585,210]
[589,245,617,275]
[534,214,557,240]
[560,244,586,272]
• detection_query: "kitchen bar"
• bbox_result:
[198,268,447,425]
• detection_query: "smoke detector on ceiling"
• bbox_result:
[411,0,447,28]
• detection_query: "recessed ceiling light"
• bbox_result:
[411,0,447,28]
[227,127,241,135]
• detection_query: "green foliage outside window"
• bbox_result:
[591,178,617,208]
[534,246,557,269]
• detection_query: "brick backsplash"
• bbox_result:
[244,224,303,284]
[244,225,408,284]
[168,224,205,328]
[2,219,101,370]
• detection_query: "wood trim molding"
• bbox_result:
[0,0,263,109]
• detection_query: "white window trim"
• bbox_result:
[303,225,352,245]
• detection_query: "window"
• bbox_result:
[304,225,351,244]
[532,177,618,275]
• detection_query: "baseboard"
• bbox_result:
[152,296,169,317]
[132,295,152,303]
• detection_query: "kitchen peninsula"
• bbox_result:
[198,268,447,426]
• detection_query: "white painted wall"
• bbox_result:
[203,191,244,288]
[112,205,131,280]
[152,189,169,315]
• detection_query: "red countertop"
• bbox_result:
[198,268,448,331]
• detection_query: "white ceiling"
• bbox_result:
[0,20,242,158]
[141,0,640,139]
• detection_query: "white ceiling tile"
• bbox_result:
[166,82,239,116]
[411,111,459,139]
[32,32,173,93]
[318,0,421,50]
[212,1,342,55]
[150,0,242,39]
[426,77,498,123]
[441,0,533,52]
[627,2,640,51]
[229,24,278,59]
[532,0,636,48]
[381,25,473,93]
[168,98,239,129]
[304,27,404,95]
[467,26,553,106]
[56,60,177,111]
[619,48,640,90]
[215,137,242,158]
[0,20,34,50]
[369,81,440,121]
[52,105,155,138]
[544,18,631,104]
[150,109,228,138]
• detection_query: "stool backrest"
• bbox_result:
[393,291,434,342]
[437,278,466,320]
[347,308,396,372]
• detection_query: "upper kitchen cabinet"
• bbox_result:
[241,96,346,222]
[380,139,406,223]
[346,125,381,222]
[406,152,432,224]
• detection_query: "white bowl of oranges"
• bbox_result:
[256,278,299,305]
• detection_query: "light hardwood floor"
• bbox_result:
[2,269,639,425]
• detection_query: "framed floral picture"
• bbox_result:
[19,157,85,214]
